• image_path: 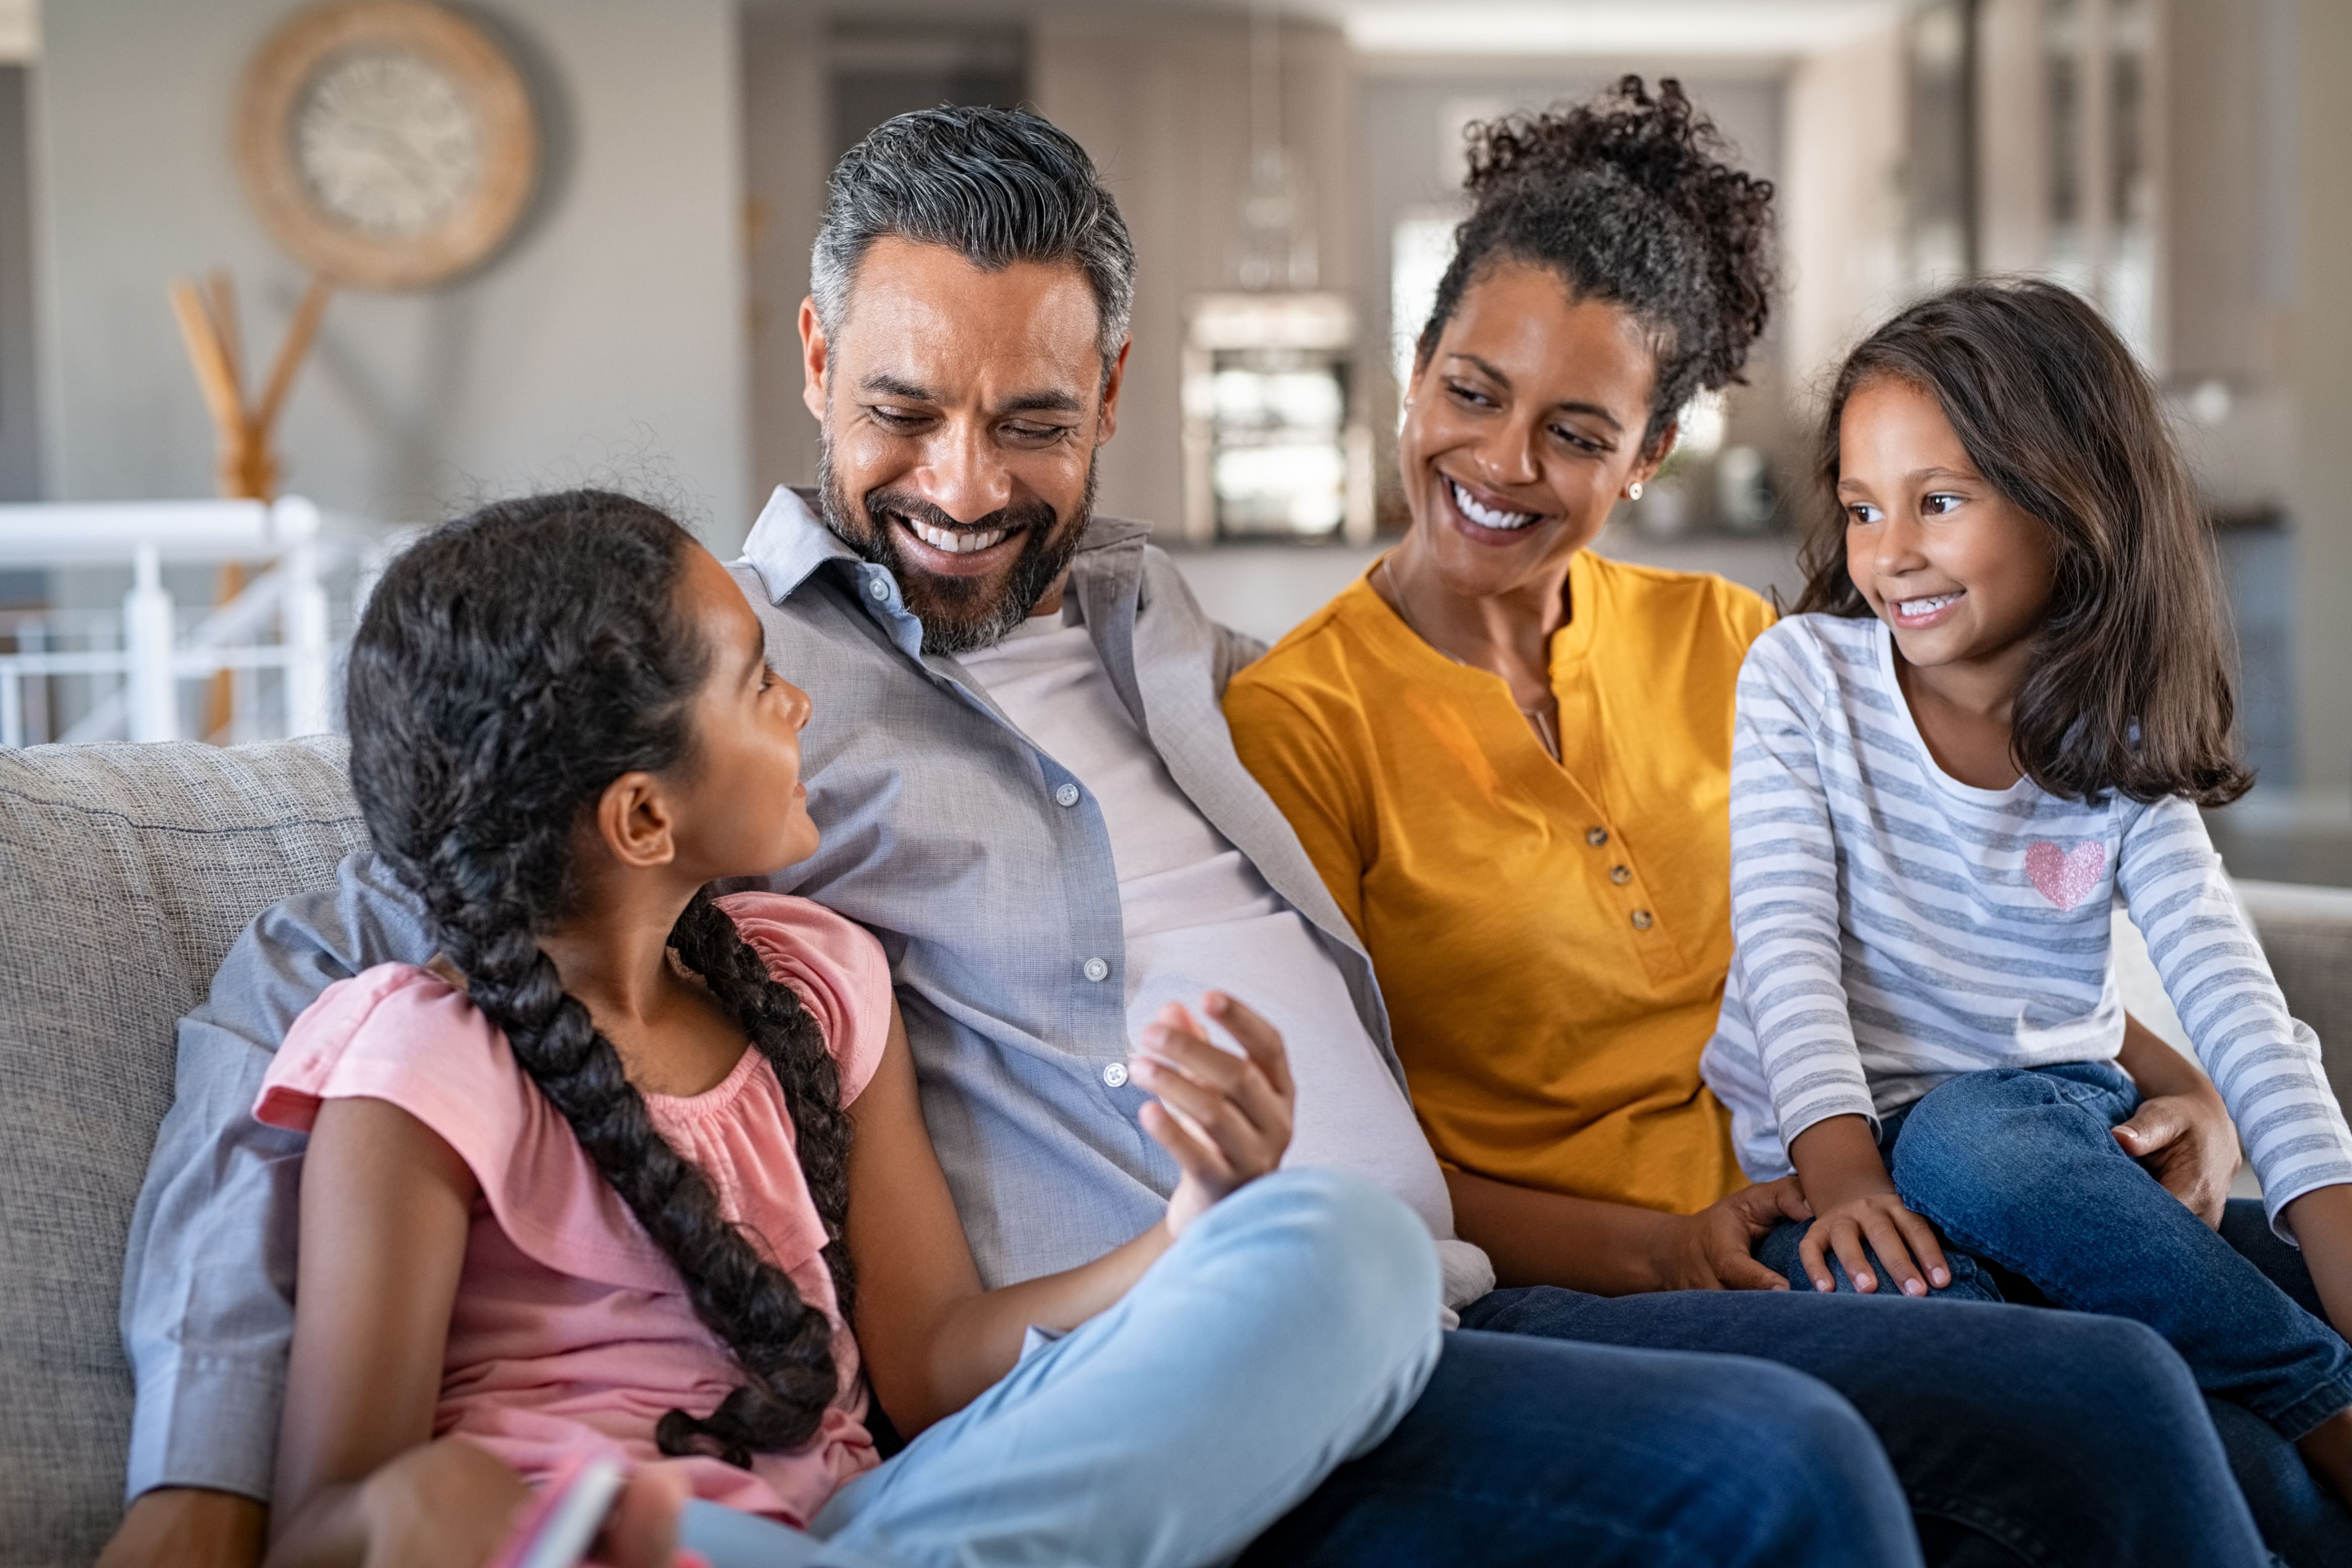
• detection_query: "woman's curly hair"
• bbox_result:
[344,489,856,1465]
[1417,75,1779,456]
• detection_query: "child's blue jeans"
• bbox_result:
[680,1166,1447,1568]
[1759,1060,2352,1440]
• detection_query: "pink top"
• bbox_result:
[255,893,890,1526]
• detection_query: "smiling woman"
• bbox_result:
[1225,77,1781,1229]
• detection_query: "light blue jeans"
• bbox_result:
[680,1167,1442,1568]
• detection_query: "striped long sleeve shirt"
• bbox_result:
[1699,613,2352,1238]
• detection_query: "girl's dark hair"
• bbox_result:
[345,489,855,1464]
[1418,76,1778,455]
[1795,279,2252,807]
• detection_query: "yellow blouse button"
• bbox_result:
[1586,827,1609,847]
[1631,909,1654,930]
[1610,865,1631,885]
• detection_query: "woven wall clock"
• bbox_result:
[235,1,538,290]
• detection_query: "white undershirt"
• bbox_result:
[958,606,1492,1309]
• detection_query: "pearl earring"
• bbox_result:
[1628,480,1644,502]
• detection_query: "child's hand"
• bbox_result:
[1788,1113,1952,1297]
[1133,992,1296,1238]
[1799,1190,1952,1297]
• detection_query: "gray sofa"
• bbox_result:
[7,737,2352,1567]
[1,739,365,1568]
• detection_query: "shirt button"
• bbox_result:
[1610,865,1631,885]
[1102,1061,1130,1089]
[1082,956,1111,983]
[1631,909,1654,930]
[867,576,890,601]
[1054,782,1081,808]
[1586,826,1609,847]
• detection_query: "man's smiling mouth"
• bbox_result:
[898,515,1012,555]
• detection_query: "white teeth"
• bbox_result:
[1897,592,1962,617]
[906,519,1010,555]
[1447,477,1539,531]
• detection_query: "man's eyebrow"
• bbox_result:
[1447,353,1623,431]
[855,376,1082,416]
[1002,390,1084,415]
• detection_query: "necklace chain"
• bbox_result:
[1378,556,1560,761]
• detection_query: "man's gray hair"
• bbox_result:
[811,106,1136,370]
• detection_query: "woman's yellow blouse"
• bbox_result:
[1225,548,1773,1215]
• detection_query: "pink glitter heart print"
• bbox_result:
[2026,840,2106,912]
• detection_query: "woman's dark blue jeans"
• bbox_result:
[1457,1283,2271,1566]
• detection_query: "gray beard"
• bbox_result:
[817,446,1097,656]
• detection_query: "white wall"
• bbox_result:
[1035,8,1361,532]
[2290,0,2352,806]
[1781,17,1910,394]
[33,0,756,549]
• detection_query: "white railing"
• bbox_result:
[0,497,389,745]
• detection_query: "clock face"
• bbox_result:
[293,48,484,240]
[236,2,537,291]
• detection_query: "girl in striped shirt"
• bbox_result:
[1700,279,2352,1498]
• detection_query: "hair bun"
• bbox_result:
[1466,76,1713,200]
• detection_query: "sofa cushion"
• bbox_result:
[0,738,361,1568]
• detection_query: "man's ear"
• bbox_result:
[1094,338,1132,447]
[594,771,678,871]
[799,297,830,425]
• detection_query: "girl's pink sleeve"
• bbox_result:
[714,893,895,1105]
[255,963,678,1292]
[255,964,527,1149]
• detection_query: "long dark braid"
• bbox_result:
[345,489,854,1463]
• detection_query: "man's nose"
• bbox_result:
[918,422,1016,524]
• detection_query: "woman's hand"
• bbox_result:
[2112,1092,2236,1230]
[1658,1178,1814,1291]
[1132,993,1296,1237]
[2112,1015,2235,1230]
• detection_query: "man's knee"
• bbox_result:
[1201,1168,1442,1360]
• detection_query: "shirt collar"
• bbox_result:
[737,482,1156,607]
[740,485,859,606]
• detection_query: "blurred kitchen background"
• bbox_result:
[0,0,2345,879]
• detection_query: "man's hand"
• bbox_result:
[97,1489,265,1568]
[1132,992,1295,1237]
[1658,1177,1813,1291]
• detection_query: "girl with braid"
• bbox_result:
[254,491,1441,1568]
